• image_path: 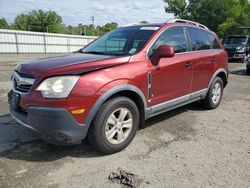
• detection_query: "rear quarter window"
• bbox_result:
[187,27,210,51]
[208,33,221,49]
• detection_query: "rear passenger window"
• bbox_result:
[208,33,221,49]
[187,28,210,51]
[149,27,187,57]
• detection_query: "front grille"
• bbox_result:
[12,71,35,94]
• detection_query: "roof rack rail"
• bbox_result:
[122,23,146,27]
[166,19,209,30]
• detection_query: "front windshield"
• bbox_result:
[225,36,247,45]
[81,26,159,56]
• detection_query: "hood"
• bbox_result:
[18,53,131,76]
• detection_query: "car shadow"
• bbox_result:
[230,69,249,76]
[0,103,204,162]
[143,102,205,129]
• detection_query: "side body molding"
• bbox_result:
[84,84,147,127]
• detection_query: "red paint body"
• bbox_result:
[17,23,228,124]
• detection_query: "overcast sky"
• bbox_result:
[0,0,172,26]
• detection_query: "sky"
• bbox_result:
[0,0,172,26]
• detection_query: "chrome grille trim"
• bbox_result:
[13,72,35,85]
[12,71,35,94]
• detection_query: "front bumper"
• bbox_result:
[9,105,89,145]
[228,53,246,61]
[233,54,246,59]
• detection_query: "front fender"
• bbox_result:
[84,82,147,128]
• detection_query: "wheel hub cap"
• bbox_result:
[212,82,221,104]
[105,107,133,145]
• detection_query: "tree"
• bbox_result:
[14,10,62,33]
[29,10,62,33]
[101,22,118,33]
[218,0,250,36]
[164,0,187,18]
[4,9,118,36]
[14,14,31,30]
[0,18,9,29]
[140,20,149,24]
[163,0,250,38]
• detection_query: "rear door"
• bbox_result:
[186,27,217,94]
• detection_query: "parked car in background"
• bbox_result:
[224,35,250,63]
[8,19,229,154]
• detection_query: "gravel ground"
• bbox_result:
[0,54,250,188]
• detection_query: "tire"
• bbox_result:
[201,77,224,109]
[247,68,250,75]
[87,96,139,154]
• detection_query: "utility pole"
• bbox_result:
[84,25,87,36]
[90,16,95,26]
[90,16,95,36]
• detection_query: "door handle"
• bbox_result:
[185,62,192,68]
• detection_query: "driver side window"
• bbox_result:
[148,27,187,57]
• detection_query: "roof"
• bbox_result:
[122,19,210,30]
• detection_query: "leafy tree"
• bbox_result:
[163,0,187,18]
[14,14,31,30]
[139,20,149,24]
[163,0,250,38]
[218,0,250,36]
[3,9,118,36]
[29,10,62,33]
[14,10,62,33]
[0,18,9,29]
[61,22,118,36]
[101,22,118,33]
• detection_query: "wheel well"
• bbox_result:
[108,90,146,129]
[217,71,228,87]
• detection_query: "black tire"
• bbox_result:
[87,96,139,154]
[247,68,250,75]
[201,77,224,110]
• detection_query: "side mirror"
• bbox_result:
[151,45,175,66]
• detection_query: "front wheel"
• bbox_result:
[201,77,224,109]
[88,96,139,154]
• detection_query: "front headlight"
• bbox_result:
[36,76,79,98]
[237,46,246,53]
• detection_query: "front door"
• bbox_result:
[147,26,193,110]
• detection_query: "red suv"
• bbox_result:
[8,19,228,154]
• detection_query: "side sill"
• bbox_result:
[146,98,200,120]
[145,88,208,120]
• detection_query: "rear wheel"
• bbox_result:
[247,68,250,75]
[201,77,224,109]
[88,96,139,154]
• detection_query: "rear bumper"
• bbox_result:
[9,106,88,145]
